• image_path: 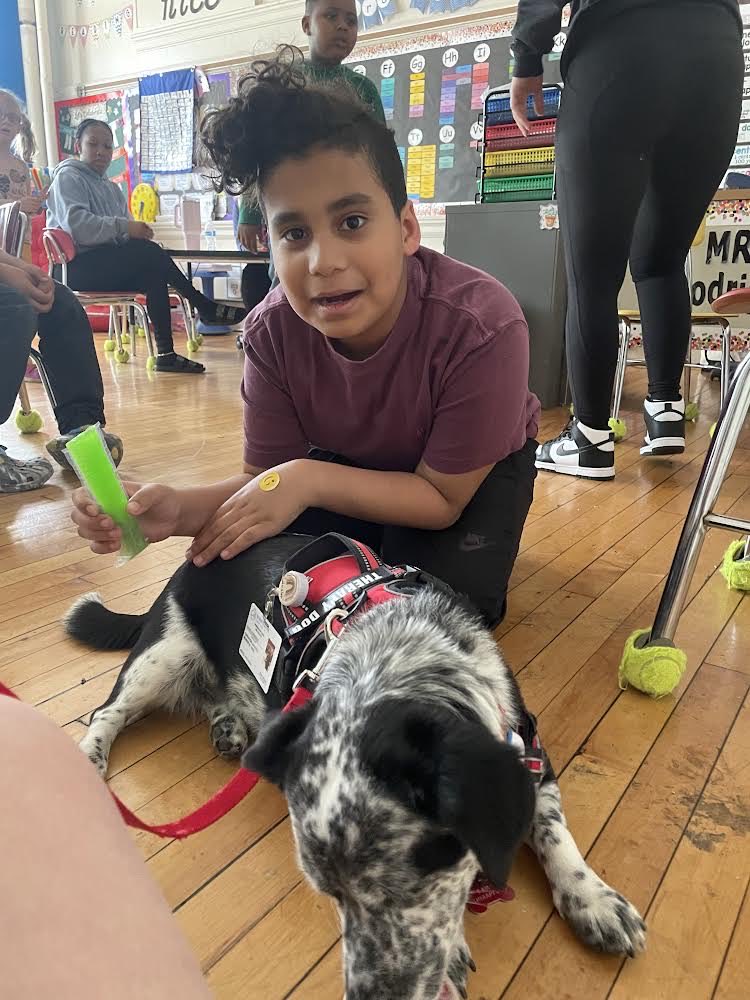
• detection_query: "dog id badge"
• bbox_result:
[239,604,282,694]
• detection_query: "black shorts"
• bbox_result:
[286,440,537,627]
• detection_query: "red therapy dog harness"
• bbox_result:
[0,533,541,911]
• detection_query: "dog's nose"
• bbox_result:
[215,736,239,755]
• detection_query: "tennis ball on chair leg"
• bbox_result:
[608,417,627,442]
[720,540,750,592]
[103,339,116,352]
[114,348,129,364]
[685,401,699,422]
[15,409,43,433]
[618,628,686,698]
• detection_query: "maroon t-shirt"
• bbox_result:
[242,247,540,475]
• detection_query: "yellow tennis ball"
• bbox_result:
[618,629,686,698]
[721,540,750,592]
[16,409,43,434]
[608,417,627,442]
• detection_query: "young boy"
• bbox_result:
[72,49,539,626]
[237,0,385,256]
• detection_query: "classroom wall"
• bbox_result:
[0,0,27,99]
[48,0,516,99]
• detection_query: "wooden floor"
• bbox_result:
[2,334,749,1000]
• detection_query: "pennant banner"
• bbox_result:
[57,5,134,45]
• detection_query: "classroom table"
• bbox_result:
[163,246,270,334]
[163,247,270,284]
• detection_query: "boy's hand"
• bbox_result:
[0,260,54,312]
[510,75,544,136]
[186,462,309,566]
[71,482,181,554]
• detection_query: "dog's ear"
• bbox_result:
[361,700,535,887]
[242,702,314,789]
[435,712,535,887]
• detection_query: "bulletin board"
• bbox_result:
[53,91,134,199]
[725,21,750,183]
[345,22,563,208]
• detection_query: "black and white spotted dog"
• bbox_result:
[65,533,645,1000]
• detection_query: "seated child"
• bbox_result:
[71,48,540,626]
[45,119,247,375]
[0,249,124,491]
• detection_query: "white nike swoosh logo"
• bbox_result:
[554,442,580,457]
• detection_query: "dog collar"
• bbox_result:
[266,533,426,700]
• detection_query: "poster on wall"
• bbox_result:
[54,92,133,199]
[726,5,750,185]
[139,69,196,173]
[345,23,561,210]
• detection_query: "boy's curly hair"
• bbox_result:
[201,46,407,216]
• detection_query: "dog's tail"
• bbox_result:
[64,592,146,650]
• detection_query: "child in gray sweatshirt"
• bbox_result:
[46,119,247,374]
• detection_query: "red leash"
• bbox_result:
[0,679,512,911]
[0,679,311,839]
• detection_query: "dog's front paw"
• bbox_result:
[210,715,249,759]
[78,733,109,778]
[446,939,475,999]
[554,873,646,957]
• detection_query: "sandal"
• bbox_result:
[198,303,248,327]
[0,446,54,494]
[46,427,124,471]
[154,352,206,374]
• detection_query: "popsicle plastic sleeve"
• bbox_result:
[64,424,149,562]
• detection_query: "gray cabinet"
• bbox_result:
[445,201,567,408]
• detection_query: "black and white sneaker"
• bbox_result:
[535,418,615,479]
[641,398,685,456]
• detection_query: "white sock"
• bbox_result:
[576,419,611,443]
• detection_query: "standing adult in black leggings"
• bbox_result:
[511,0,743,480]
[45,120,247,375]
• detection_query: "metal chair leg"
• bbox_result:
[133,302,156,362]
[648,350,750,645]
[683,345,692,407]
[17,380,32,414]
[719,318,732,408]
[175,292,196,349]
[111,307,123,353]
[124,305,136,357]
[28,348,57,408]
[611,318,630,422]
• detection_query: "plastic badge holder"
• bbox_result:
[64,424,149,563]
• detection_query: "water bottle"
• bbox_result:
[204,223,217,252]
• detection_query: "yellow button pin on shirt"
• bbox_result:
[259,472,281,492]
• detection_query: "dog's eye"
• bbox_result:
[411,833,467,875]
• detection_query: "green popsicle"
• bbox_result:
[64,424,148,561]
